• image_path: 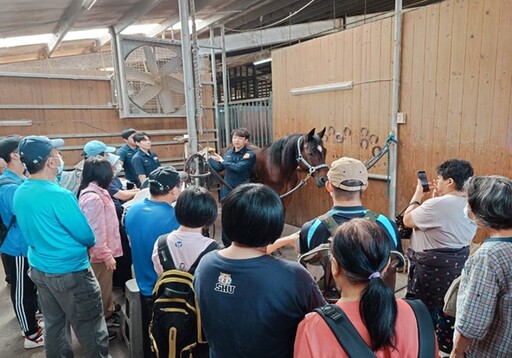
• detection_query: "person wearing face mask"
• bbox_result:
[13,136,110,357]
[0,135,44,350]
[403,159,476,356]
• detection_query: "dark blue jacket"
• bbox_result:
[208,146,256,199]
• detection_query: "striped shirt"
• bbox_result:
[455,238,512,357]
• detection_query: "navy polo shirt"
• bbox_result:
[132,150,161,177]
[208,146,256,199]
[117,144,139,184]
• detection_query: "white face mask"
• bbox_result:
[114,163,123,175]
[463,206,477,226]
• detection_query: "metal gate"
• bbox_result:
[217,97,273,148]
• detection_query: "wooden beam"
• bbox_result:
[93,0,162,51]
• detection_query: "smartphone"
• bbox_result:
[417,171,430,192]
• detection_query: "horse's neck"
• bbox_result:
[279,134,300,172]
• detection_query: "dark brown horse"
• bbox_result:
[251,128,328,207]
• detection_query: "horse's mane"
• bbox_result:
[267,134,301,168]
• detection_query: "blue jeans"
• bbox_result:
[29,266,109,358]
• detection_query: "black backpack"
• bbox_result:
[0,177,19,248]
[149,234,219,358]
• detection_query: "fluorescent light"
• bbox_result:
[290,81,353,95]
[84,0,98,10]
[253,58,272,66]
[0,120,32,126]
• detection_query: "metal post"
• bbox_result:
[389,0,403,217]
[210,27,220,149]
[178,0,198,154]
[221,25,230,147]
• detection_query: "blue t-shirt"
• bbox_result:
[0,169,26,257]
[117,144,139,184]
[13,179,95,274]
[208,146,256,199]
[124,198,179,296]
[194,252,326,358]
[299,205,400,254]
[132,150,160,178]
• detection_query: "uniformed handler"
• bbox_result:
[208,128,256,200]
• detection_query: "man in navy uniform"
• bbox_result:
[131,132,161,185]
[117,128,139,187]
[208,128,256,200]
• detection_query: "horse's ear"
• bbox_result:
[307,128,316,141]
[318,127,326,139]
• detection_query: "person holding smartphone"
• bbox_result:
[403,159,476,356]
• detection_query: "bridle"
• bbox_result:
[296,136,328,174]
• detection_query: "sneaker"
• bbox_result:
[24,327,44,349]
[106,313,120,328]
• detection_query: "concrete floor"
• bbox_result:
[0,217,407,357]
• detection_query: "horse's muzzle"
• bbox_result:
[315,175,327,188]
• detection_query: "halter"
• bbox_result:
[296,136,328,174]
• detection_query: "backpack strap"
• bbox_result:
[404,299,436,358]
[314,304,376,357]
[319,213,339,237]
[189,241,219,274]
[157,234,175,271]
[0,177,20,247]
[363,210,379,222]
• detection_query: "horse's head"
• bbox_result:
[297,127,328,187]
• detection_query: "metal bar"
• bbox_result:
[179,0,198,155]
[389,0,403,218]
[210,27,220,150]
[46,129,216,140]
[0,72,110,81]
[0,105,115,110]
[368,174,389,181]
[59,138,216,151]
[224,97,271,105]
[221,25,230,147]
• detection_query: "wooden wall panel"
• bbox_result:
[273,0,512,227]
[0,76,216,171]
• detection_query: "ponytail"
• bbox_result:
[332,219,397,351]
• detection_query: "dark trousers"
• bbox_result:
[4,254,39,335]
[113,225,132,290]
[140,294,155,358]
[1,253,11,285]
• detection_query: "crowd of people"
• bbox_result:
[0,128,510,358]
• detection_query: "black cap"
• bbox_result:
[148,166,188,193]
[0,136,21,161]
[121,128,137,139]
[19,136,64,165]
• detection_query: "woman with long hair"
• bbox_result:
[295,219,434,357]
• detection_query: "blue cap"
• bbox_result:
[19,136,64,165]
[83,140,115,157]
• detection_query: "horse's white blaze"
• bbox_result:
[317,145,323,153]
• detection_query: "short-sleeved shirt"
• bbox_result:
[299,206,400,254]
[132,150,160,178]
[409,195,476,252]
[0,169,26,256]
[194,252,326,358]
[455,239,512,357]
[295,299,423,357]
[208,146,256,199]
[124,198,179,296]
[13,179,95,274]
[117,144,139,184]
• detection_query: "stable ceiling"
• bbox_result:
[0,0,439,66]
